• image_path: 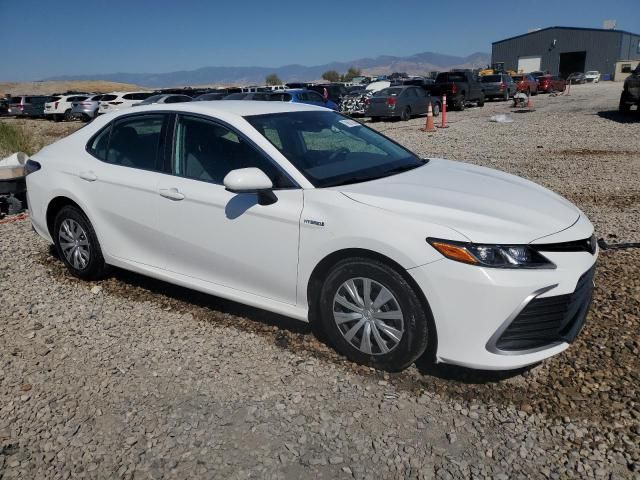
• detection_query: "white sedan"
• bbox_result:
[25,101,597,371]
[584,71,601,83]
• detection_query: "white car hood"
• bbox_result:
[337,158,580,244]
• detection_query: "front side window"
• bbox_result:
[174,115,293,188]
[245,111,424,188]
[105,115,165,170]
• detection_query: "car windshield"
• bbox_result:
[481,75,502,82]
[245,111,425,188]
[586,71,598,75]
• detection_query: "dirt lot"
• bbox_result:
[0,82,639,479]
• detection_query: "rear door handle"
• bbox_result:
[159,187,185,201]
[79,171,97,182]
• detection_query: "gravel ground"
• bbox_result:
[1,82,639,479]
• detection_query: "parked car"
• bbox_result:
[270,89,338,110]
[537,75,566,94]
[194,93,227,101]
[224,92,273,101]
[584,71,601,83]
[433,71,484,110]
[71,94,105,122]
[366,86,441,121]
[45,94,91,122]
[479,74,516,101]
[98,92,154,114]
[133,94,192,106]
[306,84,348,104]
[512,74,539,96]
[7,95,50,117]
[25,101,598,372]
[566,72,586,84]
[619,65,640,113]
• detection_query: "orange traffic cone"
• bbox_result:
[421,103,435,132]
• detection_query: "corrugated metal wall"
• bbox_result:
[492,28,629,77]
[619,33,640,61]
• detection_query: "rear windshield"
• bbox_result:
[101,94,117,101]
[270,93,292,102]
[436,72,466,82]
[480,75,502,82]
[375,87,403,96]
[68,96,88,102]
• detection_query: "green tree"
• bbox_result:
[341,67,362,82]
[321,70,341,82]
[265,73,282,86]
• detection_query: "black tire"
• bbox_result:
[400,106,411,121]
[503,90,509,101]
[457,94,466,111]
[432,102,440,117]
[370,116,380,122]
[318,258,431,372]
[477,95,485,107]
[63,109,73,121]
[53,114,62,122]
[53,206,109,280]
[532,88,538,96]
[619,94,631,114]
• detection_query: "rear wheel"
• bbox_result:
[63,109,73,121]
[503,90,509,101]
[457,94,466,111]
[477,95,485,107]
[432,102,440,117]
[53,206,108,280]
[318,258,431,371]
[400,106,411,121]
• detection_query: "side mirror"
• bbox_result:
[223,167,277,205]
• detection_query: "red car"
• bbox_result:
[512,74,538,96]
[537,75,566,93]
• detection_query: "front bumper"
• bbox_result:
[408,237,597,370]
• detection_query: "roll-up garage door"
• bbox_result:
[518,56,542,73]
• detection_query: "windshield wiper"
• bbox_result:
[328,161,426,187]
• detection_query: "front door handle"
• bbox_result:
[159,187,185,201]
[79,171,97,182]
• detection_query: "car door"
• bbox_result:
[412,87,429,114]
[80,113,173,267]
[155,114,303,305]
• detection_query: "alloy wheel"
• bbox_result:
[333,277,404,355]
[58,218,90,270]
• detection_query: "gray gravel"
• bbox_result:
[1,82,639,479]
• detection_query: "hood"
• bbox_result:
[336,158,580,244]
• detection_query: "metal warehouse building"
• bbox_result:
[492,26,640,79]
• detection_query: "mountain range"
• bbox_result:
[43,51,490,88]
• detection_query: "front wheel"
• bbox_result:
[54,206,109,280]
[318,258,431,371]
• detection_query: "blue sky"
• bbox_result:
[1,0,638,81]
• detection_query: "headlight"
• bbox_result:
[427,238,556,269]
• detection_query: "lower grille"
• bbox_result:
[495,266,595,352]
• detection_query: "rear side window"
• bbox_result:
[99,115,166,171]
[88,124,112,161]
[122,92,153,101]
[9,97,23,104]
[101,94,117,101]
[68,96,88,102]
[48,96,62,102]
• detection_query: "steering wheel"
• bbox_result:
[328,147,350,162]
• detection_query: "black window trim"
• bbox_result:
[85,111,172,175]
[169,112,301,190]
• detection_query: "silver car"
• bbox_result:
[365,86,441,121]
[480,74,516,101]
[70,94,104,121]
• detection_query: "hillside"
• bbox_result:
[42,51,490,88]
[0,80,148,96]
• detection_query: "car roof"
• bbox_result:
[120,100,326,117]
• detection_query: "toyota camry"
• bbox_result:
[25,101,597,371]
